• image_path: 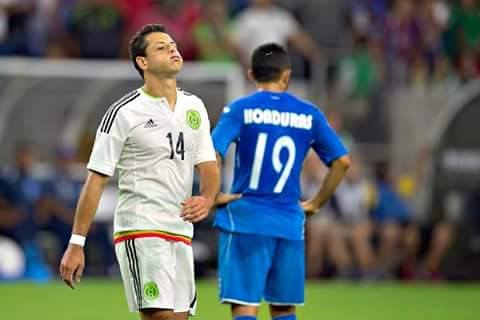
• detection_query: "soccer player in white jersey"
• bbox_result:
[59,24,220,320]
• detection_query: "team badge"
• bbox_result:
[143,281,159,300]
[186,110,201,130]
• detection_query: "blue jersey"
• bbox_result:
[212,90,348,240]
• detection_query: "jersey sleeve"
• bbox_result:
[211,104,242,158]
[311,110,348,166]
[194,100,217,165]
[87,108,130,176]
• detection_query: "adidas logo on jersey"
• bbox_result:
[144,119,158,128]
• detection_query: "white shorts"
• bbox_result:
[115,237,197,314]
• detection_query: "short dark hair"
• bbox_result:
[251,43,291,82]
[129,24,167,78]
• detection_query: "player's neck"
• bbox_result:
[256,82,286,93]
[143,76,177,110]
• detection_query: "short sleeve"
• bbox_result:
[212,104,243,158]
[194,100,217,165]
[87,109,130,176]
[311,110,348,166]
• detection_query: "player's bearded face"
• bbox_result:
[144,32,183,75]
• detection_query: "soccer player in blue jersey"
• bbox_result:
[212,43,351,320]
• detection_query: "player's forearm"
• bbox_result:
[71,171,109,236]
[216,153,223,172]
[311,156,350,208]
[197,161,221,206]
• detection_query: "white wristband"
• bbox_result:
[69,234,86,247]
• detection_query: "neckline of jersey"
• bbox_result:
[139,87,180,113]
[140,87,167,100]
[256,89,287,95]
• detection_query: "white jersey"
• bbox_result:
[87,88,216,244]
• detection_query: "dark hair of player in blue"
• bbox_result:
[251,43,291,83]
[129,24,167,79]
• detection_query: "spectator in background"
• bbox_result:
[27,0,57,56]
[419,0,449,75]
[230,0,320,68]
[43,0,77,57]
[283,0,352,86]
[0,0,34,55]
[4,142,51,281]
[336,35,384,125]
[451,0,480,54]
[384,0,423,84]
[0,175,25,244]
[330,153,376,278]
[370,161,415,278]
[126,0,201,60]
[193,0,236,62]
[305,152,376,279]
[66,0,125,59]
[443,0,480,81]
[36,146,83,267]
[0,176,26,281]
[407,148,456,281]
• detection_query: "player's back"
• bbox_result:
[229,91,315,202]
[212,90,347,240]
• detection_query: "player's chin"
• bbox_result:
[170,59,183,69]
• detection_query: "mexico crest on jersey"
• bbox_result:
[186,109,201,130]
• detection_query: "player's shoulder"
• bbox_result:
[177,87,206,109]
[230,91,264,108]
[285,92,324,116]
[99,89,141,133]
[107,89,142,114]
[218,91,258,115]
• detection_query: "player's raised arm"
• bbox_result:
[59,170,109,288]
[302,155,350,215]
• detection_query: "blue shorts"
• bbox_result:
[218,231,305,305]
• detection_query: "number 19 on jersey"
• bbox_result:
[249,132,296,193]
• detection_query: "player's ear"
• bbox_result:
[136,56,148,72]
[281,69,291,87]
[247,69,256,82]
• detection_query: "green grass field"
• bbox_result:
[1,280,478,319]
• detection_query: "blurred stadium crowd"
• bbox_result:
[1,0,480,282]
[2,0,480,83]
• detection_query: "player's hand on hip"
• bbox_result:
[181,196,213,223]
[59,244,85,289]
[214,192,242,207]
[301,199,320,217]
